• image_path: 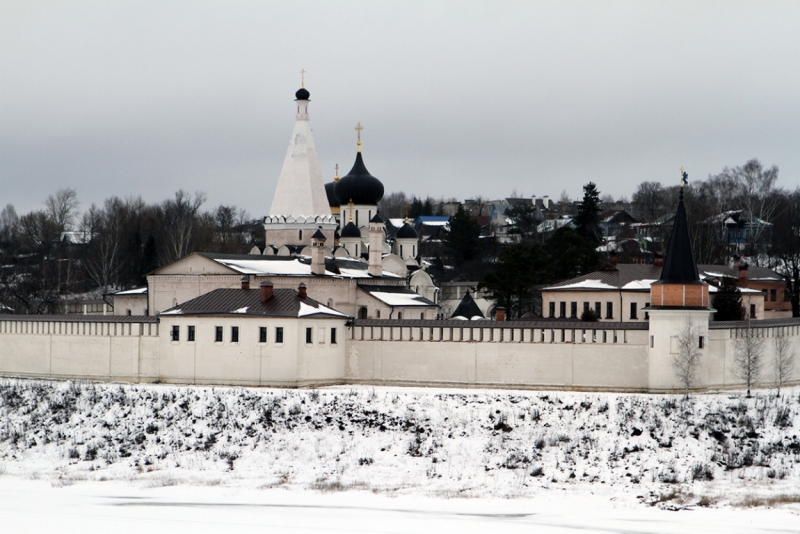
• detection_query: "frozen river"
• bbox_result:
[1,478,797,534]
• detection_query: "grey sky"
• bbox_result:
[2,1,800,218]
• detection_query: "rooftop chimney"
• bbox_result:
[495,307,506,322]
[298,282,307,299]
[259,280,273,303]
[738,263,749,288]
[241,275,251,290]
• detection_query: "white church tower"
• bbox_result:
[264,72,337,249]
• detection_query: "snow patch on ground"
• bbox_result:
[1,379,799,527]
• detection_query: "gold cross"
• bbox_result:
[300,69,306,88]
[334,163,339,181]
[355,122,363,152]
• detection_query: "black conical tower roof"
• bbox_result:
[659,189,700,283]
[333,152,384,206]
[450,291,484,320]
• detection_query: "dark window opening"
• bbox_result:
[299,230,303,241]
[331,328,337,345]
[306,327,313,344]
[594,302,601,317]
[570,302,577,318]
[559,302,566,318]
[376,309,381,318]
[215,326,223,342]
[171,325,179,341]
[606,302,613,319]
[549,302,555,318]
[750,304,756,319]
[583,302,589,313]
[231,326,239,343]
[187,325,195,342]
[771,289,777,301]
[699,336,704,349]
[358,307,368,319]
[259,327,267,343]
[275,327,284,343]
[630,302,638,320]
[398,312,403,319]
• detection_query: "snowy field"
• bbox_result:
[1,378,799,533]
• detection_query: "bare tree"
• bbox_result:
[672,317,702,398]
[0,204,19,245]
[161,190,206,263]
[733,319,765,397]
[377,191,408,219]
[44,188,79,235]
[773,334,795,397]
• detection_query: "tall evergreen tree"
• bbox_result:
[575,182,603,243]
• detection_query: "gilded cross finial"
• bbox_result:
[405,204,410,224]
[355,122,363,152]
[334,163,339,182]
[348,199,354,222]
[300,69,306,88]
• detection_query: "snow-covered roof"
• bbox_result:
[161,288,346,319]
[113,287,148,296]
[359,285,436,307]
[548,279,618,291]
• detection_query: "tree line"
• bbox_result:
[0,189,259,314]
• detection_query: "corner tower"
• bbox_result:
[646,169,714,392]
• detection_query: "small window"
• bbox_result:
[275,327,284,343]
[299,230,303,241]
[650,335,654,348]
[398,312,403,319]
[376,309,380,318]
[420,312,424,320]
[770,289,777,302]
[358,307,368,319]
[126,309,131,316]
[630,302,638,320]
[606,302,613,319]
[549,302,555,318]
[259,326,267,343]
[215,326,223,342]
[699,336,704,349]
[306,327,313,344]
[570,302,577,318]
[559,302,566,318]
[331,327,337,345]
[594,302,601,317]
[187,325,195,342]
[750,304,756,319]
[583,302,589,313]
[231,326,239,343]
[171,325,180,341]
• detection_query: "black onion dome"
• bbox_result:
[333,152,384,206]
[340,221,361,238]
[324,181,340,208]
[295,87,310,100]
[396,222,417,239]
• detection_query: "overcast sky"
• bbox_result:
[2,1,800,218]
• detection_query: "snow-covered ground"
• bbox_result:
[1,379,799,532]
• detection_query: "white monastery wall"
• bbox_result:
[347,323,649,391]
[2,316,799,392]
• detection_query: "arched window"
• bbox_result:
[376,310,380,318]
[397,312,403,319]
[358,307,368,319]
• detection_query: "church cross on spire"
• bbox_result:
[355,122,363,152]
[300,69,306,88]
[334,163,339,182]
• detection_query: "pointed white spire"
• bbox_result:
[268,82,332,217]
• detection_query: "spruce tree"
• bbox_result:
[575,182,603,243]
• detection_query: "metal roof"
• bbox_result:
[0,315,157,323]
[353,318,648,329]
[160,288,345,318]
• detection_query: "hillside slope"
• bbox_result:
[1,379,798,508]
